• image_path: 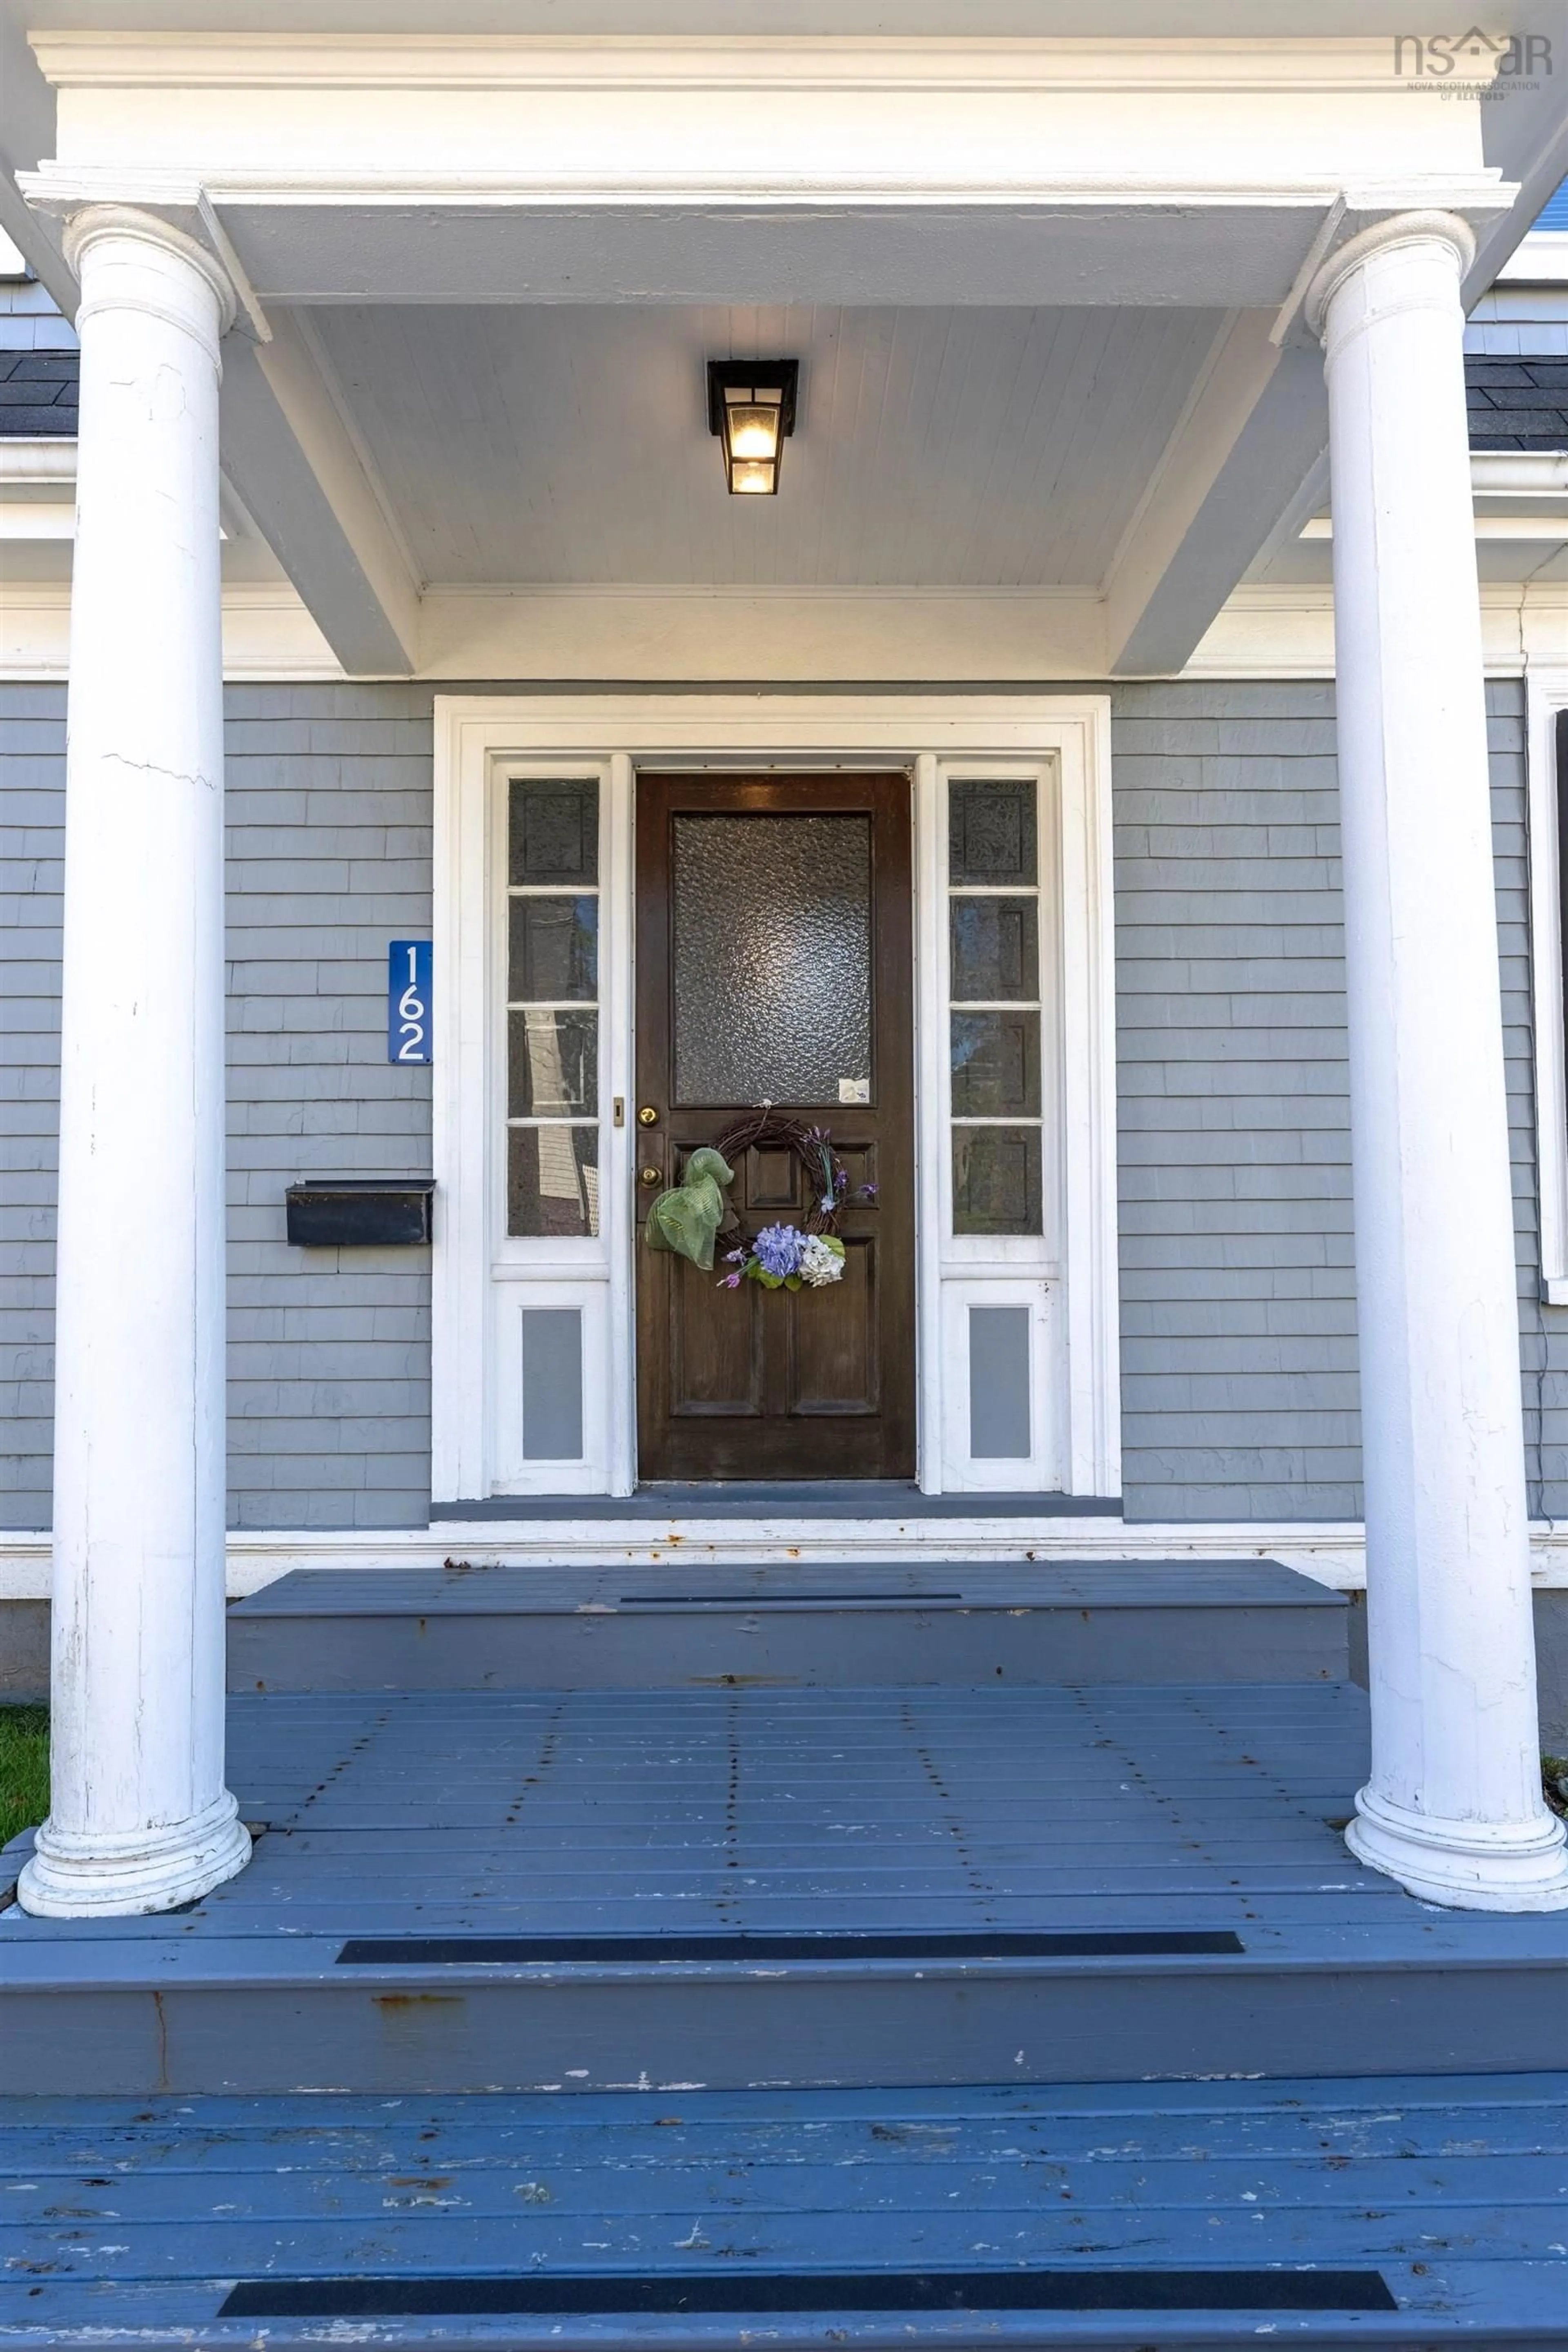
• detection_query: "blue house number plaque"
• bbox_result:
[388,940,433,1064]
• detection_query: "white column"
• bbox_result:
[19,209,251,1916]
[1308,213,1568,1912]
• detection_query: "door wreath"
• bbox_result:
[642,1108,873,1290]
[711,1111,850,1292]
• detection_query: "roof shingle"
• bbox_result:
[0,348,78,437]
[1466,355,1568,450]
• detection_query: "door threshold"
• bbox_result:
[430,1484,1123,1524]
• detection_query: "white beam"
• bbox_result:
[217,308,419,677]
[1104,309,1329,677]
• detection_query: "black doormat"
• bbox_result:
[220,2268,1399,2319]
[335,1929,1244,1965]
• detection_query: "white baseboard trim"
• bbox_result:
[4,1519,1568,1601]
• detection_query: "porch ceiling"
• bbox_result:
[308,301,1225,591]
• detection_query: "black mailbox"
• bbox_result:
[285,1178,435,1248]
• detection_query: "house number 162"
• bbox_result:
[388,940,433,1065]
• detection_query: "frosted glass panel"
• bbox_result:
[950,897,1038,1002]
[508,1126,599,1238]
[509,779,599,885]
[949,780,1037,886]
[522,1308,584,1459]
[509,897,597,1002]
[952,1126,1042,1236]
[672,813,873,1107]
[508,1010,597,1116]
[969,1305,1031,1459]
[950,1012,1042,1118]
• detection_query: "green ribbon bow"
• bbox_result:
[644,1145,735,1270]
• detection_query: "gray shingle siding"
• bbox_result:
[1113,677,1536,1524]
[0,675,1548,1528]
[225,685,434,1529]
[0,682,436,1531]
[1111,681,1358,1522]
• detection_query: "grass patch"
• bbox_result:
[1546,1756,1568,1821]
[0,1706,49,1850]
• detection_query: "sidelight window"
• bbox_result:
[947,779,1045,1235]
[505,778,601,1237]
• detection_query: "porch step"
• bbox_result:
[3,2077,1566,2347]
[225,1561,1349,1691]
[7,1683,1568,2099]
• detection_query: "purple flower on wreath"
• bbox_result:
[716,1243,747,1290]
[752,1223,806,1280]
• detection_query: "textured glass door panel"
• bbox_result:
[508,1009,597,1116]
[952,1126,1043,1235]
[508,896,598,1002]
[950,896,1039,1002]
[949,780,1037,886]
[509,779,599,885]
[671,814,872,1106]
[508,1126,599,1238]
[950,1011,1042,1118]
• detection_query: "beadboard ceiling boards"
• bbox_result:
[307,303,1224,590]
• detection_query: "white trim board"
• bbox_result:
[431,693,1120,1507]
[4,580,1568,686]
[8,1521,1568,1601]
[1527,659,1568,1307]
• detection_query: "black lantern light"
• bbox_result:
[707,359,799,495]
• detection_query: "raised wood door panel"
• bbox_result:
[635,773,915,1480]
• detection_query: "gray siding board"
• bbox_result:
[1115,684,1357,1521]
[1115,676,1535,1523]
[0,673,1549,1530]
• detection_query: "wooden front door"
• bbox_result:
[635,773,915,1480]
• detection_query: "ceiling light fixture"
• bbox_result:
[707,359,799,495]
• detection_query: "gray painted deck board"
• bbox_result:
[5,1683,1567,2094]
[225,1562,1349,1690]
[2,2078,1566,2345]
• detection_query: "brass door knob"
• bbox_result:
[637,1105,660,1127]
[639,1165,663,1186]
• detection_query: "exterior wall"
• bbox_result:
[0,681,436,1531]
[0,686,60,1530]
[0,673,1542,1529]
[1112,680,1356,1521]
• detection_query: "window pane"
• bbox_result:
[952,1126,1042,1236]
[509,895,598,1003]
[508,1125,600,1238]
[509,778,599,885]
[950,896,1039,1002]
[969,1305,1031,1459]
[508,1009,597,1116]
[522,1308,584,1459]
[949,779,1037,887]
[671,812,873,1107]
[951,1011,1041,1118]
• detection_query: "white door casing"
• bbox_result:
[432,693,1118,1504]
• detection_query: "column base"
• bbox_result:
[1346,1783,1568,1913]
[17,1790,252,1918]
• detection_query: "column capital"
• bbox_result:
[1305,209,1476,344]
[63,204,238,347]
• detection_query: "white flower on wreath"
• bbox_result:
[798,1234,845,1287]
